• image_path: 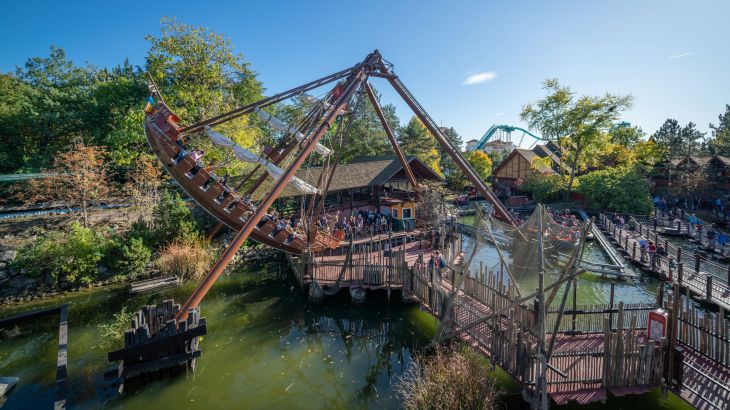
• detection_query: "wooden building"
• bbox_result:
[650,155,730,195]
[277,155,443,217]
[492,145,565,198]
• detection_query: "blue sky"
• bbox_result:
[2,1,729,146]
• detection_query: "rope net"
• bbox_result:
[468,206,587,292]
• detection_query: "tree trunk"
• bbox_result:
[564,144,584,201]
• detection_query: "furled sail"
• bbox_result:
[204,126,320,194]
[254,108,332,156]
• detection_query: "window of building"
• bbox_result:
[402,208,412,219]
[392,208,398,218]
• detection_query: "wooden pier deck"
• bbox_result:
[600,214,730,311]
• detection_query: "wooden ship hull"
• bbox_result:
[144,103,339,254]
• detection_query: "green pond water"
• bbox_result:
[0,268,692,409]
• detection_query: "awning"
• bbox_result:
[204,126,320,195]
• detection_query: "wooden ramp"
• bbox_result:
[678,344,730,410]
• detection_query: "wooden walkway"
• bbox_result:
[601,214,730,311]
[286,220,730,408]
[678,343,730,410]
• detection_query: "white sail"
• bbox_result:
[254,108,332,156]
[204,126,320,195]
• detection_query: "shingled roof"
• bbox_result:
[279,155,443,197]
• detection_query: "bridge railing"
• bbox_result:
[600,213,730,307]
[546,303,655,334]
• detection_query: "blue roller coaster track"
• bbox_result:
[470,124,548,151]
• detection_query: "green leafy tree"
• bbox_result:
[146,17,266,178]
[466,150,492,181]
[338,88,398,163]
[521,79,633,198]
[650,119,706,159]
[399,116,442,175]
[709,105,730,156]
[577,167,652,214]
[678,122,706,157]
[519,173,564,202]
[440,126,463,180]
[609,122,644,148]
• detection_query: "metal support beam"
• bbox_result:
[364,81,420,193]
[180,64,358,134]
[175,54,375,321]
[382,69,515,225]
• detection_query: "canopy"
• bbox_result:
[254,108,332,156]
[204,126,320,195]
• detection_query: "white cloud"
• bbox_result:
[668,51,699,60]
[495,111,505,116]
[463,71,497,85]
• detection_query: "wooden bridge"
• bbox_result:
[287,226,686,408]
[284,215,730,409]
[600,213,730,311]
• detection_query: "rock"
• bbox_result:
[0,270,7,282]
[0,250,16,262]
[8,276,36,291]
[0,262,6,270]
[350,287,366,304]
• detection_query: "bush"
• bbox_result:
[156,237,212,281]
[519,173,564,202]
[105,236,152,278]
[13,222,107,284]
[149,190,200,247]
[95,306,134,351]
[396,345,501,410]
[578,167,652,214]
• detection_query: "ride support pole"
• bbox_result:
[174,62,372,322]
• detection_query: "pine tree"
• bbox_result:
[398,116,442,175]
[709,105,730,156]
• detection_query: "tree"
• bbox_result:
[440,126,463,180]
[125,153,164,209]
[650,119,706,159]
[338,89,398,163]
[399,116,442,176]
[0,47,147,174]
[521,79,633,198]
[18,141,110,226]
[650,119,681,160]
[466,150,492,181]
[609,122,644,148]
[577,167,652,214]
[678,122,706,157]
[709,105,730,156]
[520,173,563,203]
[146,17,266,179]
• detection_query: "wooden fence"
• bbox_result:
[676,297,730,367]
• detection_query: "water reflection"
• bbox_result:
[0,274,434,410]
